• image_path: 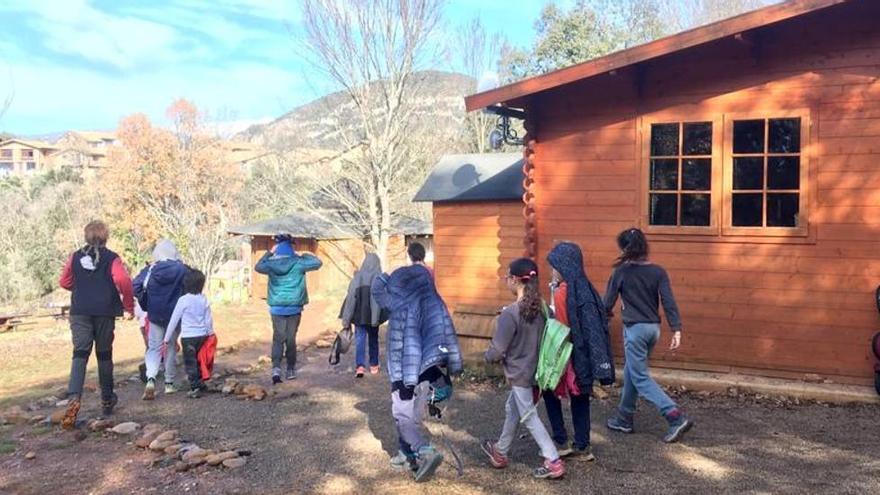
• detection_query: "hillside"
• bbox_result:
[234,71,475,152]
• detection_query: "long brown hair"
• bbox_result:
[509,258,541,322]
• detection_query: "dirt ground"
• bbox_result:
[1,303,879,495]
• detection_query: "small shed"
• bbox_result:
[463,0,880,386]
[414,153,526,361]
[228,212,432,298]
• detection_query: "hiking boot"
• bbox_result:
[187,389,202,399]
[390,450,416,470]
[606,413,634,434]
[370,365,380,375]
[61,397,81,430]
[533,458,565,479]
[537,441,573,458]
[164,383,179,395]
[414,445,443,482]
[480,440,509,469]
[286,369,297,380]
[101,393,118,416]
[142,379,156,401]
[663,410,693,443]
[138,362,148,383]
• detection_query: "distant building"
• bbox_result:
[51,131,118,171]
[0,139,58,177]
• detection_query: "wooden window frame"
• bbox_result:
[722,110,811,238]
[639,115,723,236]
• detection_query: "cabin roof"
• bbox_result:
[465,0,849,111]
[413,153,525,203]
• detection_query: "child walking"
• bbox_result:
[164,269,214,398]
[604,228,693,443]
[482,258,565,480]
[340,253,384,378]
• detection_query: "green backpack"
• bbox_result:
[536,303,573,391]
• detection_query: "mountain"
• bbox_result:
[234,71,475,152]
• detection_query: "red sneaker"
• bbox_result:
[355,366,365,378]
[533,458,565,479]
[480,440,509,469]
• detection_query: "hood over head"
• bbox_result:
[152,239,181,263]
[547,241,587,283]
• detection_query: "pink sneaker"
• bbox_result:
[480,440,509,469]
[533,458,565,479]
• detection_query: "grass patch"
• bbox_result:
[0,440,17,455]
[29,425,53,436]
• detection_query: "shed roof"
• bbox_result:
[413,153,524,203]
[465,0,849,111]
[228,211,431,239]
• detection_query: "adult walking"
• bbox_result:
[254,234,322,384]
[542,241,615,459]
[58,221,134,428]
[340,252,385,378]
[604,228,692,443]
[134,239,189,400]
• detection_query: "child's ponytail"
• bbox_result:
[509,258,541,323]
[614,227,650,267]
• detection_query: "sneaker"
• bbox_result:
[355,366,365,378]
[533,458,565,479]
[286,369,297,380]
[272,375,282,385]
[606,414,634,434]
[61,397,81,430]
[187,389,202,399]
[480,440,509,469]
[370,365,380,375]
[414,445,444,482]
[390,450,415,470]
[101,393,118,416]
[663,411,693,443]
[164,383,179,395]
[571,445,596,462]
[142,379,156,401]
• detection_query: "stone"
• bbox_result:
[49,409,67,425]
[88,419,115,432]
[150,439,177,452]
[174,461,191,472]
[136,433,160,448]
[83,383,98,393]
[222,457,246,469]
[29,415,46,425]
[206,451,239,466]
[111,422,141,435]
[257,355,271,365]
[181,447,209,463]
[55,399,70,408]
[221,380,239,395]
[154,430,179,443]
[2,406,30,425]
[233,383,246,395]
[314,339,332,349]
[186,457,207,467]
[591,385,609,400]
[25,451,36,460]
[165,443,186,455]
[242,384,267,401]
[142,423,164,436]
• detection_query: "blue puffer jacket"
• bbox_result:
[371,265,462,387]
[133,260,189,327]
[254,251,322,307]
[547,242,615,389]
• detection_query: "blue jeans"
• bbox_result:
[618,323,677,417]
[542,390,590,449]
[355,325,379,368]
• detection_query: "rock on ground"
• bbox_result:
[111,422,141,435]
[223,457,247,469]
[206,451,239,466]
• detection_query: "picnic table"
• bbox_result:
[0,313,29,333]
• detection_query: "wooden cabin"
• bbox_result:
[228,212,432,298]
[463,0,880,386]
[414,153,526,361]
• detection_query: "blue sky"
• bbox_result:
[0,0,559,136]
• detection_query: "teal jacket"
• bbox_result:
[254,252,323,307]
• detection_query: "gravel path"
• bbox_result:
[2,340,879,495]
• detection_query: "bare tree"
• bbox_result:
[298,0,444,263]
[457,17,509,153]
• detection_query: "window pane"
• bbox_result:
[682,159,711,190]
[650,194,677,225]
[733,157,764,190]
[650,159,678,190]
[651,123,679,156]
[767,193,799,227]
[767,156,800,190]
[683,122,712,155]
[768,118,800,153]
[732,193,763,227]
[733,119,765,153]
[681,194,710,226]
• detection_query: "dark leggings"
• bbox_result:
[542,390,591,450]
[182,336,208,390]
